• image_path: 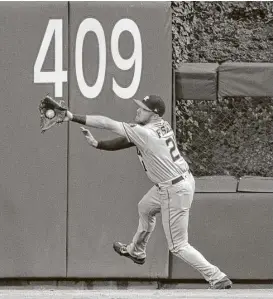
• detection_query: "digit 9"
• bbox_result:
[111,19,142,99]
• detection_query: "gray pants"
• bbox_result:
[127,172,226,284]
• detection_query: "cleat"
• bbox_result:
[113,242,145,265]
[209,276,232,289]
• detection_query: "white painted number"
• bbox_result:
[34,20,67,97]
[34,18,142,99]
[76,18,106,99]
[111,19,142,99]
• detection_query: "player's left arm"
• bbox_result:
[81,127,135,151]
[65,111,126,137]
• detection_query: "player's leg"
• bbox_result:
[127,185,161,259]
[160,173,231,287]
[113,185,161,263]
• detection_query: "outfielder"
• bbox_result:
[63,95,232,289]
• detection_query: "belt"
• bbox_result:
[172,175,184,185]
[156,170,191,187]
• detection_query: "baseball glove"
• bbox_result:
[39,95,67,133]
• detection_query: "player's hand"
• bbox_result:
[63,110,73,122]
[80,127,98,148]
[39,95,68,133]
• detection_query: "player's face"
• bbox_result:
[135,107,154,125]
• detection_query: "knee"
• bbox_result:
[138,201,159,220]
[138,201,148,215]
[138,202,156,227]
[169,240,190,255]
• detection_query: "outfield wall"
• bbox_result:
[0,2,272,281]
[0,2,171,279]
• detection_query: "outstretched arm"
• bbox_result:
[65,111,126,137]
[81,127,135,151]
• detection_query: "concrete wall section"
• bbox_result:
[218,62,273,97]
[175,63,218,101]
[67,2,172,278]
[195,176,238,193]
[0,3,68,277]
[238,176,273,193]
[171,193,273,279]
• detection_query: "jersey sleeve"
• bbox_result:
[121,123,149,149]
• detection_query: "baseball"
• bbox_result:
[46,109,55,119]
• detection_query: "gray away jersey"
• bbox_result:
[122,120,189,184]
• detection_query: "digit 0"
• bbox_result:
[75,18,106,99]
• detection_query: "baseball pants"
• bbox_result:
[126,171,226,285]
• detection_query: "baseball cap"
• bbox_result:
[133,95,166,117]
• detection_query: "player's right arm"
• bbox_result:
[80,127,135,151]
[65,111,149,150]
[65,111,126,137]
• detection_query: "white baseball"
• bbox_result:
[46,109,55,119]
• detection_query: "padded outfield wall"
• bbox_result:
[0,2,171,278]
[0,1,272,281]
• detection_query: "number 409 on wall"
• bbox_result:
[34,19,142,99]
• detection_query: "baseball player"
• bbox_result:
[64,95,232,289]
